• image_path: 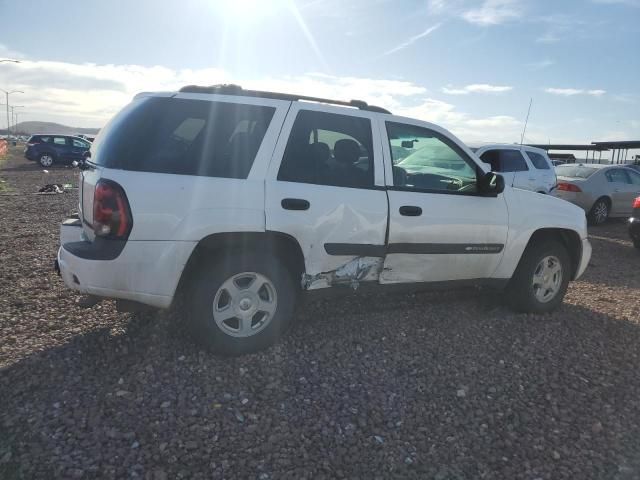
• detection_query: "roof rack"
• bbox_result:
[178,84,391,114]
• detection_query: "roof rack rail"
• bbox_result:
[178,84,391,114]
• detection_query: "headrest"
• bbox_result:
[334,139,361,165]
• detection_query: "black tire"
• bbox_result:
[39,153,55,168]
[588,197,609,225]
[186,252,298,356]
[507,240,571,314]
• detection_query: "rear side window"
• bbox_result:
[53,137,67,145]
[555,165,597,178]
[480,149,529,172]
[526,151,551,170]
[92,97,275,179]
[278,110,374,188]
[605,169,631,184]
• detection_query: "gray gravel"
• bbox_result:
[1,147,640,479]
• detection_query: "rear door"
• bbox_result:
[69,138,90,162]
[51,136,69,160]
[605,168,634,215]
[524,149,556,192]
[265,103,388,285]
[379,118,508,284]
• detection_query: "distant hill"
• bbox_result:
[8,121,101,136]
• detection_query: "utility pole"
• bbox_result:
[0,60,23,137]
[0,89,24,137]
[10,105,24,135]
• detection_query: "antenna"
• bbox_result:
[520,97,533,145]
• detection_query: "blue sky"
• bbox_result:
[0,0,638,154]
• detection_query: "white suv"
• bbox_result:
[57,85,591,355]
[474,144,557,194]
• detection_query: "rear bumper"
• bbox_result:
[629,217,640,242]
[575,237,592,280]
[552,191,593,212]
[57,219,195,309]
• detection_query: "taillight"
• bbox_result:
[557,182,582,193]
[93,179,132,239]
[633,197,640,209]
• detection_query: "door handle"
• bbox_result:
[399,205,422,216]
[281,198,310,211]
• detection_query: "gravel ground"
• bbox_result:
[1,146,639,479]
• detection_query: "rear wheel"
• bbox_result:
[588,198,609,225]
[507,240,571,313]
[186,252,297,356]
[39,153,54,167]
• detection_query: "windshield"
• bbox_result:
[555,165,599,178]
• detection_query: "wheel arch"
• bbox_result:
[521,228,582,280]
[176,231,306,295]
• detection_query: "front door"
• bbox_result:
[379,119,508,284]
[265,103,389,287]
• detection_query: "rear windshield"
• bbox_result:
[555,165,598,178]
[90,97,275,178]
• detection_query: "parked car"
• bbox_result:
[56,85,591,355]
[553,164,640,225]
[24,134,92,167]
[473,144,556,194]
[629,196,640,250]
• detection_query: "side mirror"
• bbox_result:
[480,171,505,196]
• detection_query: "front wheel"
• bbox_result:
[39,153,54,167]
[186,252,298,356]
[507,240,571,313]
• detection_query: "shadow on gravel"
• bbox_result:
[2,294,640,479]
[0,163,75,173]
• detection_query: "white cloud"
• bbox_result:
[536,32,560,43]
[545,88,606,96]
[592,0,640,6]
[0,53,533,143]
[396,98,523,143]
[442,83,513,95]
[383,23,442,56]
[462,0,523,25]
[526,59,555,70]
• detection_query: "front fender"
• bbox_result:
[493,188,588,279]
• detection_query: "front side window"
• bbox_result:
[278,110,374,188]
[628,170,640,185]
[526,151,551,170]
[72,139,90,148]
[481,149,529,172]
[386,122,477,193]
[606,169,631,184]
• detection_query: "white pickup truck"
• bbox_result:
[57,85,591,355]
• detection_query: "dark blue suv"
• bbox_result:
[25,134,91,167]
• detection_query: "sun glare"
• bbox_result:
[217,0,273,20]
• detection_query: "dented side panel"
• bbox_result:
[302,256,383,290]
[264,102,389,283]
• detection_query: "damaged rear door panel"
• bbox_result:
[265,102,389,288]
